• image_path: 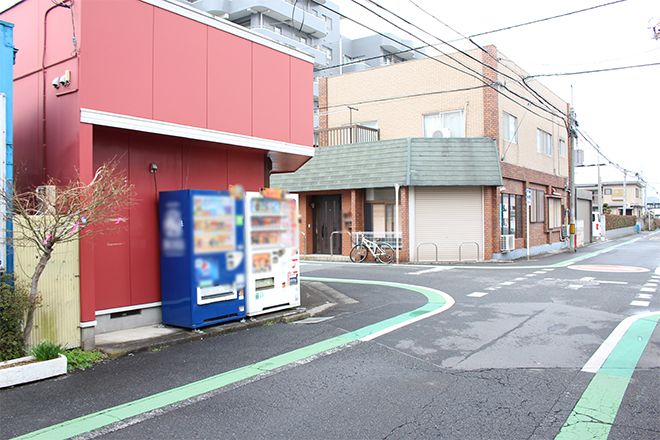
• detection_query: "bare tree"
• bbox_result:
[1,161,134,349]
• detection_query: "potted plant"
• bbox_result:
[0,341,67,388]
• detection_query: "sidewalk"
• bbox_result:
[95,281,338,357]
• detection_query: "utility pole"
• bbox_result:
[568,108,578,252]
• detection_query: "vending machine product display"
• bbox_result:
[244,190,300,316]
[159,189,246,328]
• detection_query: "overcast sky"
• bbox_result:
[333,0,660,198]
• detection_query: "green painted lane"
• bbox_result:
[13,278,453,440]
[548,236,640,267]
[556,313,660,440]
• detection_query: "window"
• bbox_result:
[501,194,523,238]
[548,198,562,228]
[635,188,640,198]
[537,129,552,156]
[423,111,464,138]
[604,188,612,195]
[323,46,332,60]
[297,35,308,44]
[274,26,283,35]
[324,15,332,31]
[530,189,545,223]
[559,139,566,158]
[503,112,517,143]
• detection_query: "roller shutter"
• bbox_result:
[413,187,483,261]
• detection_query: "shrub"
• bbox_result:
[604,214,636,231]
[29,341,64,361]
[0,274,36,361]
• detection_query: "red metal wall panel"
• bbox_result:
[252,44,290,143]
[79,0,154,119]
[152,8,208,127]
[289,57,313,146]
[92,129,131,310]
[227,149,266,191]
[207,29,253,136]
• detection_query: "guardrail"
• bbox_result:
[330,231,352,257]
[415,242,438,263]
[459,242,480,262]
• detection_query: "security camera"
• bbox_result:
[59,71,70,87]
[52,77,60,89]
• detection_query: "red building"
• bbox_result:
[2,0,313,347]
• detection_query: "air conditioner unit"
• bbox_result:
[500,234,515,252]
[431,128,451,138]
[36,185,56,214]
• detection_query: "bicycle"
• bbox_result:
[350,233,395,264]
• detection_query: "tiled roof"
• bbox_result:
[271,137,503,191]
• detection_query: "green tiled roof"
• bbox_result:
[270,137,503,192]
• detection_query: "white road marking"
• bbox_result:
[406,267,454,275]
[644,283,658,287]
[582,311,660,373]
[580,277,596,282]
[640,287,657,293]
[485,287,496,291]
[534,271,546,274]
[514,277,526,281]
[636,294,653,300]
[630,300,650,307]
[594,280,628,285]
[500,281,515,286]
[567,285,584,290]
[526,274,536,277]
[467,292,489,297]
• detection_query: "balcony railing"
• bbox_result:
[314,124,380,147]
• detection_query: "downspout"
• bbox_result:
[463,101,469,136]
[406,138,411,186]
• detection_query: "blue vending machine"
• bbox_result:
[159,190,246,328]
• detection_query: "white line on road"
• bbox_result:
[640,287,657,293]
[406,267,454,275]
[500,281,515,285]
[467,292,489,297]
[636,294,653,300]
[594,280,628,285]
[630,300,650,307]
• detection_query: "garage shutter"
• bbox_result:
[414,187,483,261]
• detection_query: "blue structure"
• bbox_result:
[159,190,247,328]
[0,20,14,273]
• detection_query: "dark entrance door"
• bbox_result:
[313,195,342,254]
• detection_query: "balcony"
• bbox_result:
[314,125,380,147]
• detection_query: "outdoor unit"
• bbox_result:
[36,185,56,214]
[500,234,515,252]
[431,128,451,138]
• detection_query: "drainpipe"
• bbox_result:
[463,101,469,136]
[395,183,399,264]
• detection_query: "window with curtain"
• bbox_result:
[537,129,552,156]
[503,112,517,143]
[548,198,562,228]
[530,189,545,223]
[423,110,464,137]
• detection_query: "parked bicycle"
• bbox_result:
[350,233,395,264]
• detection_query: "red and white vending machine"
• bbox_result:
[244,190,300,316]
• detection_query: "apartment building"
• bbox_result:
[273,46,572,262]
[577,181,646,216]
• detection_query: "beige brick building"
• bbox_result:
[275,46,573,261]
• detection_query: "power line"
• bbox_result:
[469,0,629,38]
[321,1,567,124]
[526,62,660,78]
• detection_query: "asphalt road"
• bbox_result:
[1,231,659,440]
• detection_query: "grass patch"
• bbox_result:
[63,348,108,371]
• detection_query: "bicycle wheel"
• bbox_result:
[376,242,394,264]
[350,245,368,263]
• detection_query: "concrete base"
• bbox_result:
[96,305,162,335]
[493,240,569,261]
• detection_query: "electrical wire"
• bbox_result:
[318,1,566,125]
[525,62,660,78]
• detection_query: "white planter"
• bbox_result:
[0,353,67,388]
